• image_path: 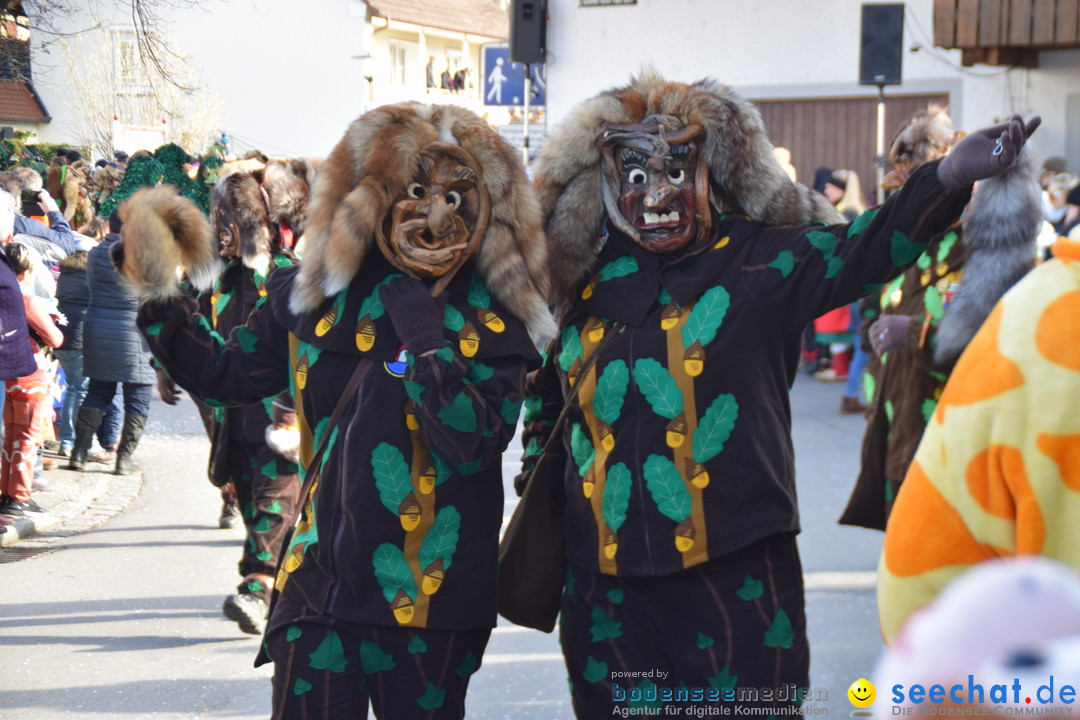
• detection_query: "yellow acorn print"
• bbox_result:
[687,459,710,489]
[478,308,505,333]
[398,492,421,531]
[683,342,705,377]
[391,589,415,624]
[597,422,615,452]
[356,316,377,352]
[405,412,419,431]
[713,235,730,250]
[665,413,688,449]
[661,304,681,330]
[418,465,436,495]
[316,307,337,337]
[585,317,606,343]
[422,558,445,595]
[603,531,618,559]
[582,465,595,499]
[674,519,696,553]
[459,320,480,358]
[581,280,596,300]
[295,356,309,390]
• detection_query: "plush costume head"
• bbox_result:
[533,69,843,305]
[290,102,555,343]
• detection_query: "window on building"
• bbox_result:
[0,10,31,81]
[390,44,407,85]
[580,0,635,5]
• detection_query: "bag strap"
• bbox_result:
[527,320,626,477]
[291,356,375,524]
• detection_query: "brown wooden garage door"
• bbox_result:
[755,94,950,204]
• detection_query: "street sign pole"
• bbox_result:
[522,62,532,168]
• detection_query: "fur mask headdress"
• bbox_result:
[210,159,309,269]
[290,102,555,343]
[533,69,843,305]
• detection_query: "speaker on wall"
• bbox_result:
[859,4,904,86]
[510,0,547,65]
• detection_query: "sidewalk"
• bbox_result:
[0,448,144,549]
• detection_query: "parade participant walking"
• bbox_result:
[115,103,554,719]
[840,106,1042,530]
[202,161,307,636]
[518,70,1037,717]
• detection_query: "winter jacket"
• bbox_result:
[0,254,35,380]
[877,236,1080,644]
[520,161,971,578]
[138,254,541,630]
[84,234,155,384]
[55,251,90,351]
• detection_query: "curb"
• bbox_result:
[0,465,144,549]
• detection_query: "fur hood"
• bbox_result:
[533,69,843,305]
[289,102,555,344]
[889,104,957,169]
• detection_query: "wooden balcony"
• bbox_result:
[934,0,1080,67]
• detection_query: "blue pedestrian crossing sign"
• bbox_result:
[483,46,545,107]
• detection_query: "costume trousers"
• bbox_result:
[227,440,300,603]
[2,378,50,502]
[264,594,490,720]
[560,533,809,718]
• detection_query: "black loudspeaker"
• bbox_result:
[510,0,547,65]
[859,4,904,86]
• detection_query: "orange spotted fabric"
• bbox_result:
[878,238,1080,644]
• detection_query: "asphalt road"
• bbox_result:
[0,372,884,719]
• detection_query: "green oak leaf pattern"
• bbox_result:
[593,360,629,426]
[404,380,425,408]
[317,291,348,333]
[697,632,715,650]
[937,230,959,262]
[466,362,494,385]
[643,454,691,523]
[633,359,684,421]
[372,542,417,604]
[500,398,523,426]
[806,230,838,258]
[570,423,595,478]
[418,506,460,572]
[768,250,795,278]
[889,230,928,266]
[145,321,163,337]
[924,286,945,322]
[558,326,584,372]
[372,443,412,516]
[589,606,623,642]
[826,256,843,279]
[417,682,446,710]
[692,393,739,464]
[763,608,795,649]
[456,651,478,678]
[437,392,476,433]
[444,305,466,334]
[597,257,639,282]
[606,588,624,604]
[736,574,764,601]
[359,640,396,674]
[407,635,427,655]
[917,252,933,270]
[921,398,938,423]
[214,287,233,316]
[286,625,302,642]
[294,677,312,696]
[237,326,259,354]
[683,286,731,351]
[523,395,543,423]
[468,272,492,309]
[848,207,879,237]
[709,666,739,690]
[584,656,609,683]
[357,275,399,321]
[308,631,348,673]
[602,463,631,533]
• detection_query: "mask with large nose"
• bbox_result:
[598,119,710,254]
[375,142,490,279]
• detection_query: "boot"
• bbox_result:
[68,406,107,470]
[114,414,148,475]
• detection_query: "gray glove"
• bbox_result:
[937,114,1041,189]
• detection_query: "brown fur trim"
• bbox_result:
[210,171,273,268]
[533,69,843,305]
[118,186,220,302]
[889,104,957,168]
[291,103,555,343]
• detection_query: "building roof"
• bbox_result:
[367,0,509,39]
[0,80,49,123]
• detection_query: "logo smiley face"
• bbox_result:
[848,678,876,708]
